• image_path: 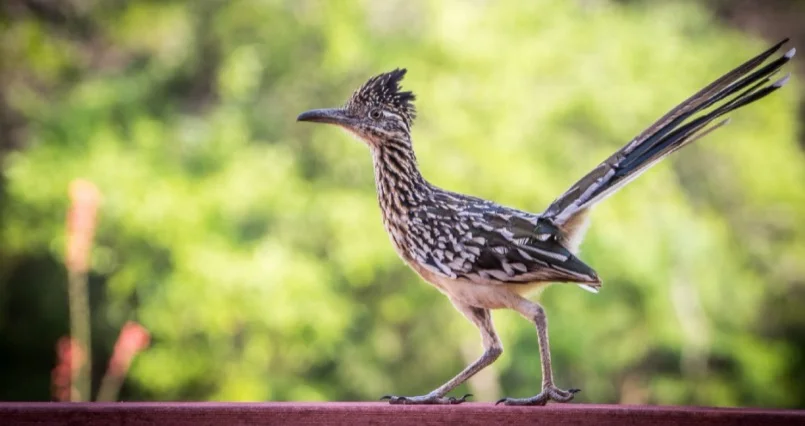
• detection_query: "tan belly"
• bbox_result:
[507,281,554,298]
[408,260,551,309]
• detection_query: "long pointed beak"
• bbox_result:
[296,108,349,125]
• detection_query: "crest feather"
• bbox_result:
[349,68,416,122]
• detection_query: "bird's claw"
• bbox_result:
[381,393,472,405]
[496,386,579,406]
[448,393,473,404]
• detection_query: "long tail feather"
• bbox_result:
[541,40,794,228]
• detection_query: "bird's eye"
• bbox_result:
[369,109,382,120]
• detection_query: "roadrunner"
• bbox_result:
[297,39,794,405]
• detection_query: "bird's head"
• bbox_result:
[297,68,416,147]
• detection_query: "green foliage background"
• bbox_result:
[1,0,804,407]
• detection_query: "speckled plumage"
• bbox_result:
[297,39,794,405]
[354,70,602,300]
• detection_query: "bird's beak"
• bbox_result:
[296,108,349,126]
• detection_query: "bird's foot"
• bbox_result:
[496,386,579,406]
[381,393,472,405]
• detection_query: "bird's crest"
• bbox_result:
[348,68,416,123]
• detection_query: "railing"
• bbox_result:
[2,402,804,425]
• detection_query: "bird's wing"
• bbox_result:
[408,197,600,285]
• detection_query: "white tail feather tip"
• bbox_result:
[579,284,600,294]
[773,73,791,88]
[784,47,796,59]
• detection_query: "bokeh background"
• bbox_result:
[1,0,805,407]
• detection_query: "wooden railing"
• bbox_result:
[2,402,804,425]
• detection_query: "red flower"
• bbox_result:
[51,337,84,401]
[65,180,101,274]
[107,321,150,378]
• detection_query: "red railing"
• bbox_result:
[2,402,804,425]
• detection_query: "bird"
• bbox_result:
[297,39,795,405]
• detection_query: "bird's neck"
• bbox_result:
[370,136,431,219]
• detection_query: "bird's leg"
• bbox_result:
[383,302,502,405]
[496,298,579,406]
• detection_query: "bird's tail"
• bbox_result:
[540,39,794,228]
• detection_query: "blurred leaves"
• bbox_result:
[1,0,804,407]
